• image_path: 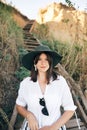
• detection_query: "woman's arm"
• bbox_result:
[16,104,29,118]
[16,104,39,130]
[39,110,74,130]
[52,110,74,129]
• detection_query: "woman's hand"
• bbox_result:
[16,105,39,130]
[39,110,74,130]
[27,112,39,130]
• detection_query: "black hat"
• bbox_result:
[22,44,62,70]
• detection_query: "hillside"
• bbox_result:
[31,2,87,45]
[0,1,27,130]
[0,1,39,130]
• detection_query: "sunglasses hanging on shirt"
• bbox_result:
[39,98,49,116]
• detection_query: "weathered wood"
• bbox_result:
[72,90,87,125]
[57,64,87,111]
[66,118,84,128]
[23,23,40,52]
[8,125,14,130]
[56,64,87,125]
[8,105,17,130]
[67,80,87,125]
[67,126,86,130]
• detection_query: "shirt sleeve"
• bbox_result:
[61,77,77,111]
[16,81,27,107]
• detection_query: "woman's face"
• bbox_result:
[36,53,50,73]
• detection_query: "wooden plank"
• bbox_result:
[66,118,84,128]
[67,126,86,130]
[56,64,87,124]
[8,105,17,130]
[57,64,87,111]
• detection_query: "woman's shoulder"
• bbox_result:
[57,75,66,81]
[19,77,33,90]
[56,75,68,85]
[57,75,69,89]
[21,76,31,84]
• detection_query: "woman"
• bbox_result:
[16,44,77,130]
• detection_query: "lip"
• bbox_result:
[40,66,46,68]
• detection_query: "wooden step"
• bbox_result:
[24,47,38,52]
[23,22,39,53]
[24,38,38,41]
[67,126,86,130]
[66,118,86,129]
[23,21,34,31]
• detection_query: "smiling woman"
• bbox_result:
[16,44,76,130]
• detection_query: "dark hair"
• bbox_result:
[30,52,58,84]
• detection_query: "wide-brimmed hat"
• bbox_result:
[22,44,62,70]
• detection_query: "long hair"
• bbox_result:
[30,52,58,84]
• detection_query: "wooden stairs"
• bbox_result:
[23,20,40,51]
[8,21,87,130]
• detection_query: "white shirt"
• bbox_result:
[16,75,77,129]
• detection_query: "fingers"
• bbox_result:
[27,112,39,130]
[28,121,38,130]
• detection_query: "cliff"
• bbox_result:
[31,2,87,45]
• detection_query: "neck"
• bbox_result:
[37,73,47,95]
[38,72,47,83]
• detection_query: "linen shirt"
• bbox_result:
[16,75,77,129]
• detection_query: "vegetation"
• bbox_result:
[32,23,49,41]
[0,2,25,130]
[65,0,74,7]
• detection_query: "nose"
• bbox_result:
[41,60,45,64]
[41,60,47,65]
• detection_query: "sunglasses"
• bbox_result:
[39,98,49,116]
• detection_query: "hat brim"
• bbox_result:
[22,50,62,70]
